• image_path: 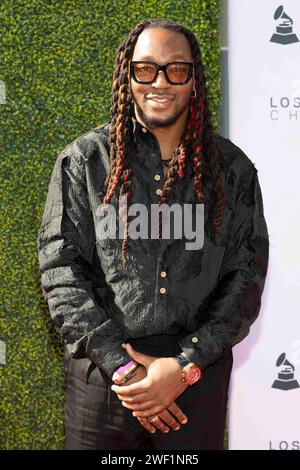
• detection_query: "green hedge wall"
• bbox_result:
[0,0,222,449]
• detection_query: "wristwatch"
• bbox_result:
[173,352,202,386]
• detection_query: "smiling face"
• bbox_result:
[130,28,194,130]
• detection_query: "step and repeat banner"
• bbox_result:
[228,1,300,450]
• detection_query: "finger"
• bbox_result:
[132,404,165,419]
[167,402,188,425]
[118,393,149,406]
[125,344,150,367]
[113,390,151,403]
[157,409,182,431]
[121,399,155,411]
[124,344,142,362]
[111,379,149,396]
[136,417,156,434]
[146,415,169,434]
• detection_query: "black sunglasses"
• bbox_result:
[130,61,194,85]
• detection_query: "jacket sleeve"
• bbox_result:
[178,165,269,371]
[37,148,132,379]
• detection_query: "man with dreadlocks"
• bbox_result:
[37,19,269,450]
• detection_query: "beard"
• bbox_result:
[132,94,190,129]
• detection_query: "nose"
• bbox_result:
[152,70,171,88]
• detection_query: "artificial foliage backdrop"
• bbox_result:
[0,0,222,449]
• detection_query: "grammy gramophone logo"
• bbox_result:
[272,352,300,391]
[270,5,299,45]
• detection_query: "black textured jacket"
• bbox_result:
[37,116,269,379]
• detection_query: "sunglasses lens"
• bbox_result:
[166,63,190,83]
[132,62,191,84]
[133,63,157,82]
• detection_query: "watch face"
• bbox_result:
[186,366,201,385]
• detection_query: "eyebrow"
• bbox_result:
[134,54,191,61]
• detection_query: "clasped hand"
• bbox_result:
[111,343,189,434]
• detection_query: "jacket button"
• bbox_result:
[141,127,147,133]
[160,271,167,277]
[156,188,162,196]
[159,287,166,294]
[192,337,199,343]
[154,174,161,181]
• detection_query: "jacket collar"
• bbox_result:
[130,114,211,181]
[131,114,150,143]
[131,114,142,134]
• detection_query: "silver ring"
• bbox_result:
[148,415,159,424]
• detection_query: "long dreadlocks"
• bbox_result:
[103,19,225,268]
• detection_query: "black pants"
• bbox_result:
[63,335,233,450]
